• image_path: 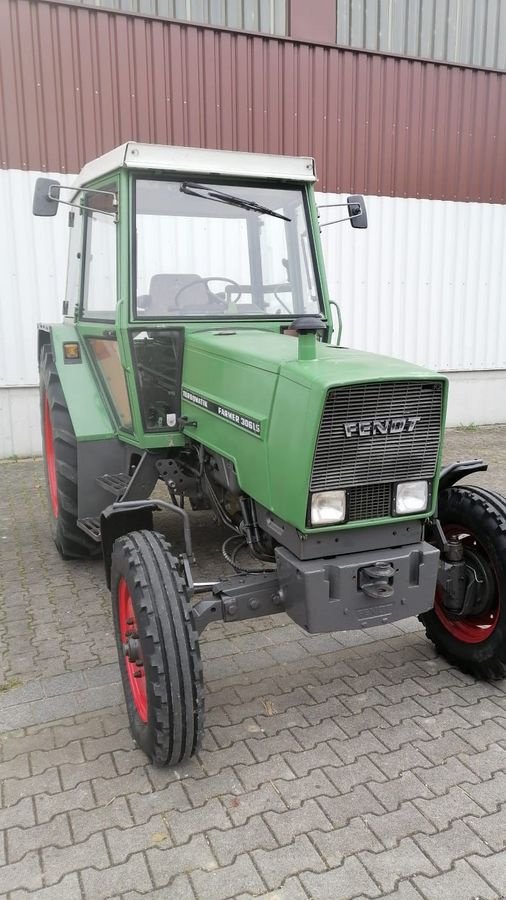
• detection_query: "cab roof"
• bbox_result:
[74,142,316,188]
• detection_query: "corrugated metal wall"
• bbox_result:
[2,168,505,391]
[1,0,505,201]
[336,0,506,70]
[60,0,287,34]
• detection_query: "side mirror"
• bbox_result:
[347,194,368,229]
[33,177,61,216]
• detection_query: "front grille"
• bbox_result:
[347,483,394,521]
[311,380,443,522]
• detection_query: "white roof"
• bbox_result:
[74,142,316,187]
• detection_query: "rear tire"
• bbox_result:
[420,485,506,679]
[39,344,100,559]
[110,530,204,766]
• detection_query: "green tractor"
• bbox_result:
[33,143,506,766]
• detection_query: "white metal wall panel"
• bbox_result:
[318,192,506,372]
[1,169,505,392]
[0,169,72,388]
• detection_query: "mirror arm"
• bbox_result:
[320,211,361,229]
[48,185,119,222]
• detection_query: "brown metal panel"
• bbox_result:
[1,0,505,204]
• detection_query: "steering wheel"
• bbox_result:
[173,277,242,307]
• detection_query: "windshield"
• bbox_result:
[135,179,321,318]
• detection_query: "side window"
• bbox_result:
[82,183,117,319]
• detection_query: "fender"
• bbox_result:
[438,459,488,493]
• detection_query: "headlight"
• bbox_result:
[395,480,428,515]
[311,490,346,525]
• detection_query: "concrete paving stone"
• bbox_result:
[51,714,105,747]
[168,797,231,844]
[197,739,256,776]
[465,803,506,852]
[221,783,287,826]
[374,677,432,704]
[455,718,506,752]
[318,784,386,828]
[0,680,44,709]
[70,795,133,842]
[146,834,217,886]
[455,771,506,815]
[456,696,506,725]
[264,641,310,665]
[253,708,313,737]
[411,730,475,765]
[264,798,333,843]
[7,812,73,864]
[121,880,195,900]
[235,755,296,792]
[42,831,110,885]
[0,796,36,831]
[412,757,480,795]
[41,671,87,697]
[105,814,173,864]
[341,669,393,694]
[29,740,85,775]
[288,717,348,750]
[59,752,115,790]
[224,688,313,725]
[112,746,153,775]
[80,852,154,899]
[191,853,265,900]
[339,707,391,737]
[208,813,277,865]
[123,782,190,825]
[204,655,243,680]
[460,743,506,780]
[282,741,343,777]
[341,686,390,714]
[235,875,308,900]
[92,766,154,805]
[360,836,438,893]
[369,745,433,779]
[0,852,44,894]
[0,751,30,780]
[83,663,120,687]
[310,817,384,866]
[35,783,96,824]
[413,858,498,900]
[413,785,487,829]
[253,834,326,889]
[367,771,435,813]
[414,818,493,870]
[324,755,388,794]
[81,728,132,761]
[3,767,61,806]
[371,720,432,751]
[329,731,389,765]
[184,768,245,807]
[376,697,437,727]
[365,801,437,849]
[300,856,381,900]
[9,871,83,900]
[354,884,425,900]
[245,729,303,763]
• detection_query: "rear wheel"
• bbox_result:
[39,344,99,559]
[111,530,204,766]
[420,486,506,679]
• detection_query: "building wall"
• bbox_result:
[0,0,504,456]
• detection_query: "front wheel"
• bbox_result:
[111,530,204,766]
[420,485,506,679]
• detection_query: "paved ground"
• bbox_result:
[1,425,506,900]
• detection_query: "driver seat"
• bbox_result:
[148,274,218,315]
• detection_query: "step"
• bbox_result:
[96,472,131,496]
[77,517,101,542]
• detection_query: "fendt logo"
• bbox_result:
[343,416,421,438]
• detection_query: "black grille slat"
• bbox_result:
[347,484,393,521]
[311,381,443,504]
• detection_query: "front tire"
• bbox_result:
[39,344,100,559]
[420,486,506,679]
[111,530,204,766]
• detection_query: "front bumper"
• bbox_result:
[275,541,440,633]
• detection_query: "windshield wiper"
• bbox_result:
[180,182,291,221]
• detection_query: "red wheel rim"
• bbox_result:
[118,578,148,722]
[434,524,500,644]
[44,394,58,518]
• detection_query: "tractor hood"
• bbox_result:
[181,328,448,532]
[184,327,442,388]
